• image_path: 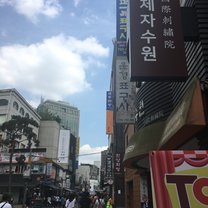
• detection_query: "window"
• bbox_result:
[62,108,66,113]
[25,113,29,118]
[19,107,25,116]
[13,101,19,110]
[0,114,6,125]
[0,99,8,106]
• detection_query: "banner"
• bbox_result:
[116,0,128,56]
[106,91,113,134]
[116,57,136,123]
[150,150,208,208]
[0,152,45,163]
[140,176,149,208]
[57,129,70,163]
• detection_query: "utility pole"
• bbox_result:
[23,147,32,208]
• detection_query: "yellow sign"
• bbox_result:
[150,151,208,208]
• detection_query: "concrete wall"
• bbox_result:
[38,120,60,160]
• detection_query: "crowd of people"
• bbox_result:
[44,191,113,208]
[0,191,113,208]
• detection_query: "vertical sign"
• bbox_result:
[116,0,128,56]
[106,91,113,135]
[129,0,187,81]
[140,176,149,208]
[106,153,113,179]
[150,151,208,208]
[57,129,70,163]
[114,153,122,174]
[116,57,136,123]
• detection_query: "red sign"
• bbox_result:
[150,151,208,208]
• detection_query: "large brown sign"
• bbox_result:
[128,0,187,81]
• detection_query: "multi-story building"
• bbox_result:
[119,0,208,207]
[0,88,41,148]
[75,163,100,193]
[37,100,80,187]
[0,88,43,204]
[107,0,208,207]
[0,89,75,205]
[37,100,80,137]
[38,121,78,190]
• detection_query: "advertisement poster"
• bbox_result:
[140,176,149,208]
[150,150,208,208]
[57,129,70,163]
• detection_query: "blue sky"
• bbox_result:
[0,0,116,164]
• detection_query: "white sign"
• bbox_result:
[57,129,70,163]
[116,57,136,123]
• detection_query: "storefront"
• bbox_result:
[123,79,206,208]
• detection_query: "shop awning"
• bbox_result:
[123,120,166,168]
[159,78,206,149]
[123,79,206,169]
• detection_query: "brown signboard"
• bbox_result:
[128,0,187,81]
[159,79,206,149]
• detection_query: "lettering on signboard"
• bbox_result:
[139,0,178,61]
[116,58,136,123]
[139,0,157,62]
[166,174,208,207]
[117,0,128,56]
[115,153,121,173]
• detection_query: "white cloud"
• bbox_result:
[79,144,108,165]
[0,0,62,23]
[0,34,109,102]
[73,0,82,7]
[82,15,98,25]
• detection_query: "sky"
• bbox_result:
[0,0,116,164]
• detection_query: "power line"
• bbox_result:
[12,151,103,160]
[78,151,101,157]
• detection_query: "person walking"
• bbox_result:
[106,197,112,208]
[65,193,76,208]
[60,196,66,208]
[0,193,12,208]
[79,191,91,208]
[92,193,105,208]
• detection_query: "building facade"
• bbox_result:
[75,163,100,193]
[37,100,80,137]
[0,89,77,205]
[121,0,208,207]
[0,88,40,149]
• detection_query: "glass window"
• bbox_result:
[25,113,29,118]
[13,101,19,110]
[62,108,66,112]
[20,107,25,116]
[0,99,8,106]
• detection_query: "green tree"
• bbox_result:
[0,115,39,194]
